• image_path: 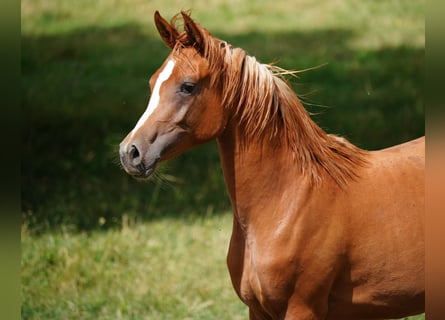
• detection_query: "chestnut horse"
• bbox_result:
[119,11,424,320]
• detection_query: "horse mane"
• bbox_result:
[170,13,368,187]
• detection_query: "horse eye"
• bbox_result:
[180,82,196,95]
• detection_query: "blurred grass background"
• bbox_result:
[21,0,424,319]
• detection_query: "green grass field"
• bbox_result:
[22,214,247,319]
[22,0,424,318]
[21,214,424,320]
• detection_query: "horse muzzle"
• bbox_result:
[119,127,188,179]
[119,140,160,179]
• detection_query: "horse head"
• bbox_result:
[119,11,229,178]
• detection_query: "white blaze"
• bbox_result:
[131,59,176,137]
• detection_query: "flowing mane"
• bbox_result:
[170,13,368,187]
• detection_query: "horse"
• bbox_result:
[119,11,425,320]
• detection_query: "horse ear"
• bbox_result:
[154,11,179,49]
[181,11,205,54]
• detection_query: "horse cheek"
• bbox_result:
[189,99,225,142]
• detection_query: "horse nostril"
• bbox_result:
[129,144,140,163]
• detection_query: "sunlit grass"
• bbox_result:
[21,213,424,319]
[22,213,246,319]
[22,0,424,50]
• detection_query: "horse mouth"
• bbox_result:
[135,160,158,180]
[121,158,159,180]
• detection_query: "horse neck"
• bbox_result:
[216,122,311,227]
[214,51,367,226]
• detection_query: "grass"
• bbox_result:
[22,214,247,319]
[21,214,424,320]
[22,0,424,318]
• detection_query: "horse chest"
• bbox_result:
[227,231,297,317]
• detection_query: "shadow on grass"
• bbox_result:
[21,24,424,232]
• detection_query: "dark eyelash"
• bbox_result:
[179,82,196,95]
